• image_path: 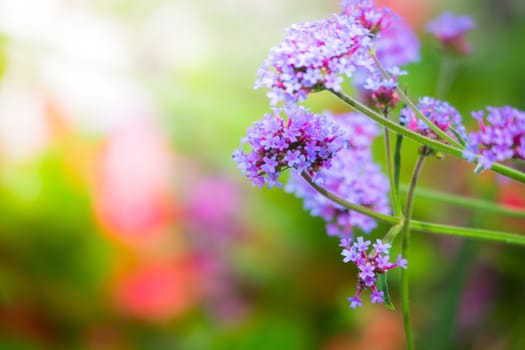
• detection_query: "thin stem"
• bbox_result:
[329,88,462,155]
[400,186,525,219]
[394,133,403,189]
[410,221,525,246]
[328,89,525,185]
[371,53,461,148]
[383,109,402,216]
[300,169,525,246]
[300,171,399,225]
[400,151,427,350]
[435,57,455,98]
[490,163,525,184]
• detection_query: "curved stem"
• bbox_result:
[371,53,461,148]
[301,169,525,245]
[329,89,462,155]
[328,89,525,185]
[410,221,525,246]
[401,186,525,219]
[300,171,399,225]
[400,152,427,350]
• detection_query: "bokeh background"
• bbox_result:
[0,0,524,349]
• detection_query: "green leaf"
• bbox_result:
[376,272,396,311]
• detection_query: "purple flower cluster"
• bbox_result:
[427,12,475,55]
[363,67,406,110]
[341,237,407,308]
[233,106,345,188]
[463,106,525,169]
[255,15,372,106]
[286,112,390,237]
[340,0,392,34]
[400,97,466,142]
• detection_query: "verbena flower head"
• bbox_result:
[463,106,525,169]
[255,14,373,106]
[400,97,467,142]
[286,112,390,237]
[340,0,392,34]
[363,67,406,110]
[233,106,345,188]
[426,12,475,55]
[340,237,407,308]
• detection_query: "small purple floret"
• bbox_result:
[348,295,363,309]
[370,290,384,304]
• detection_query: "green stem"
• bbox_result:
[400,151,427,350]
[301,170,525,246]
[329,89,462,155]
[371,53,461,148]
[384,109,402,216]
[394,133,403,189]
[410,221,525,246]
[400,186,525,219]
[491,163,525,184]
[328,89,525,185]
[300,171,399,225]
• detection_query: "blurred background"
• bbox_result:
[0,0,524,349]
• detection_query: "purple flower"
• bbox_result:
[375,254,391,270]
[340,0,392,34]
[372,239,391,254]
[233,106,345,188]
[341,236,407,308]
[400,97,466,142]
[285,112,390,238]
[427,13,475,55]
[342,248,358,263]
[348,295,363,309]
[255,14,373,106]
[463,106,525,169]
[362,68,405,110]
[396,254,408,270]
[359,262,376,280]
[355,236,371,253]
[375,19,420,68]
[370,290,384,304]
[339,238,352,249]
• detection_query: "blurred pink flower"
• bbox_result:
[93,121,176,248]
[113,258,198,323]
